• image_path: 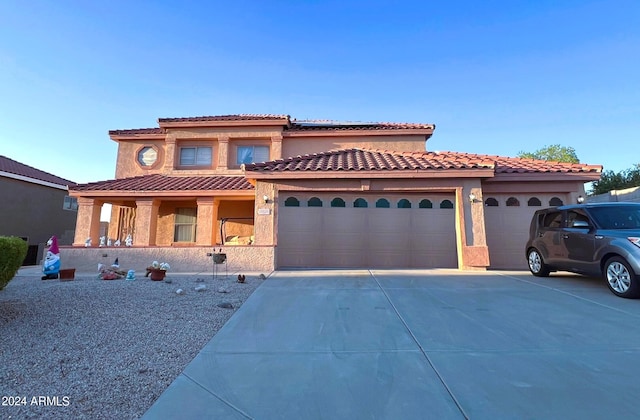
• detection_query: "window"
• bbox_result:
[567,210,590,228]
[528,197,542,207]
[284,197,300,207]
[237,145,270,165]
[376,198,390,208]
[542,211,563,228]
[549,197,564,206]
[419,199,433,209]
[63,196,78,211]
[174,208,197,242]
[308,197,323,207]
[354,198,368,208]
[137,146,158,167]
[331,197,346,207]
[397,199,412,208]
[179,147,212,166]
[506,197,520,207]
[440,199,454,209]
[484,198,499,207]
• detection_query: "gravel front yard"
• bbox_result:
[0,270,264,419]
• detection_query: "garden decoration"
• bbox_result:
[42,235,61,280]
[145,261,170,281]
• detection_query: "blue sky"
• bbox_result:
[1,0,638,184]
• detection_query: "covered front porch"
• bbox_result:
[66,174,276,272]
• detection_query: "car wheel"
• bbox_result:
[527,248,550,277]
[604,257,640,299]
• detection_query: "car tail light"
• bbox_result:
[628,237,640,248]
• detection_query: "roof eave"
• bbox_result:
[69,189,255,198]
[158,119,289,129]
[244,168,495,180]
[109,133,167,142]
[486,172,602,182]
[284,128,434,138]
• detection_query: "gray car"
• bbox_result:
[526,202,640,298]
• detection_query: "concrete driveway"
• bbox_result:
[143,269,640,419]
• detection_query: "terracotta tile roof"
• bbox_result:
[158,114,290,123]
[244,148,602,174]
[244,149,495,172]
[70,174,253,192]
[0,155,75,186]
[109,127,165,136]
[459,152,603,174]
[288,120,435,131]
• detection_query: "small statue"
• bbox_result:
[42,236,61,280]
[125,234,133,247]
[114,239,121,247]
[85,238,92,247]
[99,236,106,247]
[126,270,136,281]
[107,238,113,247]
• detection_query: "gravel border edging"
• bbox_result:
[0,272,265,419]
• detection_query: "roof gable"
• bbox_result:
[0,155,75,187]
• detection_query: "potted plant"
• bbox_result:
[145,261,170,281]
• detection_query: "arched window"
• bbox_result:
[527,197,542,207]
[440,199,454,209]
[506,197,520,207]
[397,199,412,208]
[419,199,433,209]
[353,198,368,208]
[376,198,390,208]
[485,197,499,207]
[331,197,346,207]
[549,197,564,206]
[284,197,300,207]
[308,197,323,207]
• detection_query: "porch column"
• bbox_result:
[196,197,219,245]
[271,134,282,160]
[253,181,276,246]
[218,136,229,170]
[134,199,160,246]
[73,198,103,246]
[455,186,490,270]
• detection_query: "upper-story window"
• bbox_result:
[137,146,158,167]
[237,146,270,165]
[180,146,212,166]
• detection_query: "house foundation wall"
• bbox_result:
[60,246,275,275]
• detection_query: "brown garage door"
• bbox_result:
[484,194,567,269]
[277,193,457,268]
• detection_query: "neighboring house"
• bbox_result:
[0,155,77,265]
[66,114,602,273]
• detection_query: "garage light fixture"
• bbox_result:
[263,195,270,204]
[469,193,477,203]
[577,195,585,204]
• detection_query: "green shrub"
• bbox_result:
[0,236,28,290]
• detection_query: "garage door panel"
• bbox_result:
[485,194,567,269]
[278,194,457,268]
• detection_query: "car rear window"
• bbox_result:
[588,206,640,229]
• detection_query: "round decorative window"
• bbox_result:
[137,146,158,167]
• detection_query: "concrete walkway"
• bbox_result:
[143,269,640,419]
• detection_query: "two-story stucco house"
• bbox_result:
[65,114,602,273]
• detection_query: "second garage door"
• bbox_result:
[277,193,458,268]
[484,194,567,269]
